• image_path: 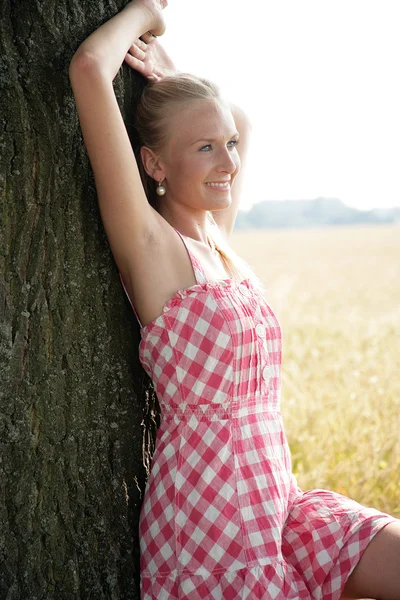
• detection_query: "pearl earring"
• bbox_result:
[156,179,166,196]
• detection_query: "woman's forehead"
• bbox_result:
[165,99,235,143]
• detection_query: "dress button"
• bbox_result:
[238,283,250,297]
[256,323,266,338]
[262,365,273,381]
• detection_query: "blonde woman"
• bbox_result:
[69,1,400,598]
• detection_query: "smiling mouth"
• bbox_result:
[205,182,230,190]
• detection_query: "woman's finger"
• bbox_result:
[124,53,146,73]
[134,38,147,51]
[148,74,161,83]
[127,43,146,61]
[141,31,155,44]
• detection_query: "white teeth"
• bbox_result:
[206,182,230,188]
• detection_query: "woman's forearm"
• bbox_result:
[71,2,152,80]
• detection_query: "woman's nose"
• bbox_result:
[217,148,237,173]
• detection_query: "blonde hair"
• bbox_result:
[134,72,264,292]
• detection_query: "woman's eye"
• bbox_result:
[199,140,239,152]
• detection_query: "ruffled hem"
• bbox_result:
[140,511,397,600]
[139,277,251,336]
[141,561,310,600]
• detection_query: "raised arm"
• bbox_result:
[68,0,168,276]
[211,103,252,238]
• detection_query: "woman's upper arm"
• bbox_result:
[69,51,161,271]
[211,104,252,238]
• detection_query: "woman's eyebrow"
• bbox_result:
[190,132,240,146]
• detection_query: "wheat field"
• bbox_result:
[231,224,400,518]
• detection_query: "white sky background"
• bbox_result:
[161,0,400,212]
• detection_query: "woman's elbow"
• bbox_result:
[69,48,102,79]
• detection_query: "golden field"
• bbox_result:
[231,224,400,518]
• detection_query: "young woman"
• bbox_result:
[69,1,400,598]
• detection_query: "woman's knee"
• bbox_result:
[342,521,400,600]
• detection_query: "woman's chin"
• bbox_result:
[202,187,231,206]
[208,198,232,212]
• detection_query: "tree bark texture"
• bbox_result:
[0,2,158,598]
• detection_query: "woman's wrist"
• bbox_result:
[72,2,154,80]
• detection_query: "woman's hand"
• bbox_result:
[71,0,169,82]
[124,32,176,82]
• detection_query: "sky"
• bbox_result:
[161,0,400,212]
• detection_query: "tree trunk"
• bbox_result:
[0,2,157,598]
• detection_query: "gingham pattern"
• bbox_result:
[119,229,396,599]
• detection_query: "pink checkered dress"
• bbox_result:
[120,228,395,599]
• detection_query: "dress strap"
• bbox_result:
[119,272,144,329]
[173,227,207,284]
[119,228,207,329]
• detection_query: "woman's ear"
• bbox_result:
[140,146,166,183]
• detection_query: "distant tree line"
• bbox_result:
[234,197,400,230]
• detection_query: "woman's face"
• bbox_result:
[159,99,241,213]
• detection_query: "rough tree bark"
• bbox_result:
[0,1,158,598]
